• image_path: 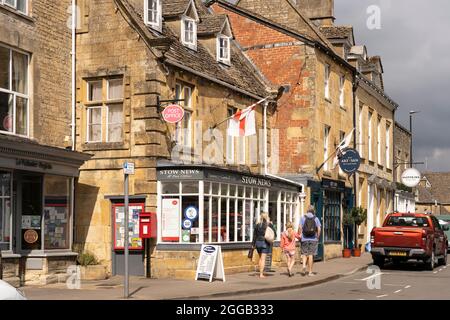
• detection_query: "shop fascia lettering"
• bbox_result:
[241,176,271,187]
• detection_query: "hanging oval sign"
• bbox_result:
[339,148,361,174]
[401,168,421,188]
[162,104,184,124]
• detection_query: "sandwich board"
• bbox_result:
[195,245,225,282]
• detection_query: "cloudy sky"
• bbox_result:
[335,0,450,172]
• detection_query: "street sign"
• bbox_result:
[339,148,361,174]
[162,104,184,124]
[401,168,421,188]
[123,162,135,175]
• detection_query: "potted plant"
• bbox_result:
[342,209,354,258]
[351,206,367,257]
[76,250,107,280]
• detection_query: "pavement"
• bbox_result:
[230,258,450,300]
[22,254,372,300]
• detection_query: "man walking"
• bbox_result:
[298,206,321,276]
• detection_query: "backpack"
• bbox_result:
[303,216,317,238]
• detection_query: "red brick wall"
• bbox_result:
[214,4,315,173]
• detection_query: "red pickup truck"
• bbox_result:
[370,213,448,270]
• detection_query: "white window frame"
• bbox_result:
[2,0,28,15]
[339,75,345,107]
[217,35,231,65]
[324,125,330,171]
[106,104,123,143]
[144,0,162,31]
[359,105,363,157]
[86,106,102,143]
[377,117,382,165]
[324,64,330,100]
[175,84,193,148]
[181,16,197,50]
[386,123,391,169]
[87,80,102,103]
[0,44,30,137]
[368,111,373,161]
[106,78,123,101]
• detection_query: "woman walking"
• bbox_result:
[252,212,276,278]
[280,221,300,277]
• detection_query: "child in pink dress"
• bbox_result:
[280,222,301,277]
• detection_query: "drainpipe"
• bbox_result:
[352,72,358,248]
[71,0,76,151]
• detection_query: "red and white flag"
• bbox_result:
[227,98,267,137]
[332,128,355,169]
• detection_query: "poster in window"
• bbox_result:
[162,198,180,242]
[44,204,69,249]
[113,203,144,250]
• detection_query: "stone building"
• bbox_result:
[394,122,415,213]
[74,0,304,279]
[0,0,90,285]
[416,173,450,215]
[212,0,400,257]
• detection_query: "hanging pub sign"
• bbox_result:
[162,104,184,124]
[339,148,361,174]
[401,168,421,188]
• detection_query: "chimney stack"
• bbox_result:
[294,0,335,26]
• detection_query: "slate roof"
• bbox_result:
[417,173,450,204]
[197,14,228,35]
[121,0,270,98]
[319,25,354,41]
[162,0,191,18]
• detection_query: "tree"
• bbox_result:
[351,206,367,249]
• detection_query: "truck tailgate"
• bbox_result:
[374,227,423,248]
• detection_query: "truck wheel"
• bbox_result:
[425,251,435,270]
[373,257,384,268]
[438,250,447,266]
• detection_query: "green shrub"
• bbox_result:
[77,251,99,266]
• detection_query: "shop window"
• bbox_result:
[20,175,43,251]
[0,172,11,251]
[44,175,71,250]
[85,77,124,143]
[0,45,29,136]
[323,191,341,242]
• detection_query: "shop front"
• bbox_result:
[153,165,304,279]
[308,178,354,260]
[0,136,90,285]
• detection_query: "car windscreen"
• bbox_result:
[386,216,429,227]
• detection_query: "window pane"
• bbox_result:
[220,198,227,242]
[0,172,12,248]
[0,92,13,132]
[184,87,191,108]
[17,0,26,13]
[21,175,42,251]
[182,181,199,194]
[162,182,179,194]
[228,199,236,242]
[0,47,9,90]
[88,108,101,141]
[108,79,123,100]
[107,104,123,142]
[88,81,102,101]
[12,51,27,94]
[16,96,27,135]
[181,196,199,243]
[44,175,70,250]
[211,197,219,242]
[4,0,15,7]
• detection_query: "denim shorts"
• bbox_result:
[255,240,271,254]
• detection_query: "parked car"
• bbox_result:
[0,280,26,300]
[438,215,450,252]
[370,212,448,270]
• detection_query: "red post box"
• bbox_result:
[139,212,157,239]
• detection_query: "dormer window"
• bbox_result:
[182,17,197,50]
[217,35,230,65]
[144,0,162,31]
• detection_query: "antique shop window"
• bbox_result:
[144,0,162,31]
[217,35,230,64]
[323,190,341,242]
[85,77,124,143]
[0,45,29,136]
[2,0,28,14]
[44,175,71,250]
[175,83,193,148]
[0,172,11,251]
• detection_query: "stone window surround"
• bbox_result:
[0,43,30,137]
